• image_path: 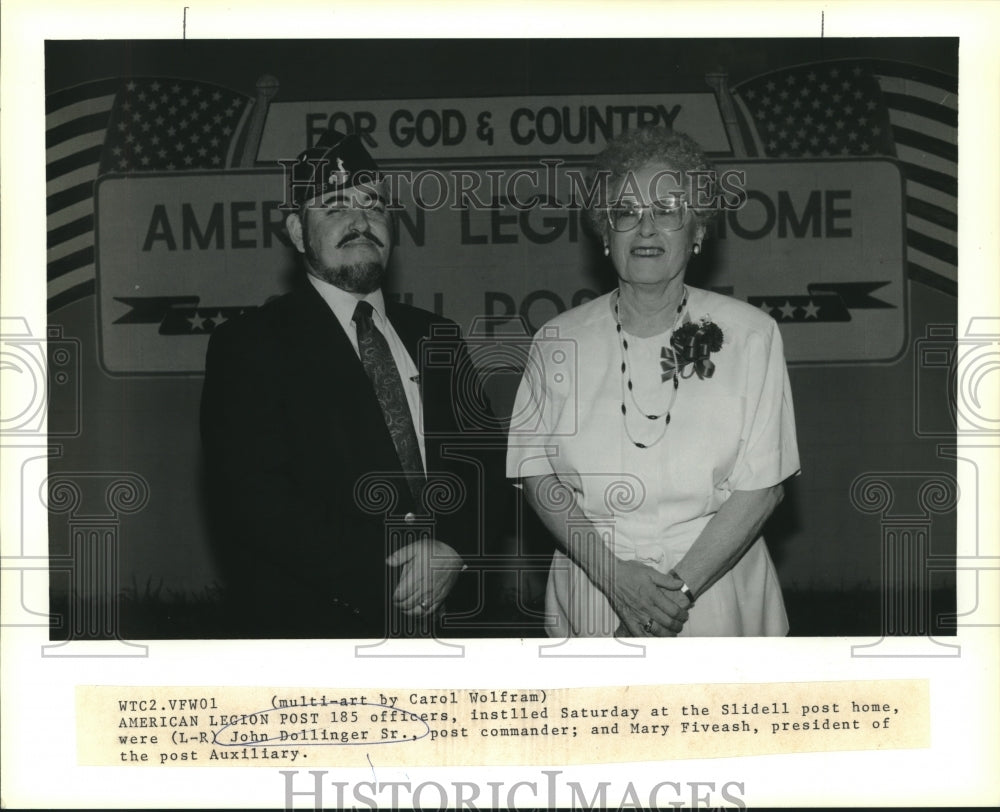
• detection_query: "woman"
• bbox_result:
[506,126,800,637]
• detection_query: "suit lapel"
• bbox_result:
[290,283,371,396]
[288,284,402,475]
[291,291,458,502]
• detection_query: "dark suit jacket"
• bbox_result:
[200,282,504,638]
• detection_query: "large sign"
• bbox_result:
[256,94,734,161]
[95,159,905,374]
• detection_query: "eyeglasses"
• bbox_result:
[606,196,688,233]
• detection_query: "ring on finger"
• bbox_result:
[642,617,655,634]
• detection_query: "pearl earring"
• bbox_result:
[692,244,701,255]
[603,243,610,257]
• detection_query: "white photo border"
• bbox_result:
[2,1,998,808]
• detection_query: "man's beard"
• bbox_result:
[302,216,388,294]
[308,258,387,294]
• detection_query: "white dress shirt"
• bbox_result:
[308,274,427,471]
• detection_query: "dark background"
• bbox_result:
[46,38,957,98]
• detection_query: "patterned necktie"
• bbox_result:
[352,300,425,503]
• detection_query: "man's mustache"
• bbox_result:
[338,230,385,249]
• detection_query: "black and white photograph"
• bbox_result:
[2,2,998,809]
[40,36,960,641]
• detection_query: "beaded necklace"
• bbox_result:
[614,286,688,449]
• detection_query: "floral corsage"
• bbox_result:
[661,316,724,381]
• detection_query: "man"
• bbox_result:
[200,129,498,638]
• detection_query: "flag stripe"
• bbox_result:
[896,144,956,178]
[48,278,96,313]
[47,145,105,182]
[907,263,957,296]
[48,263,96,298]
[731,96,763,157]
[899,161,957,197]
[47,198,94,232]
[891,125,957,163]
[227,101,255,166]
[45,79,120,114]
[907,248,957,283]
[48,246,95,281]
[47,231,94,264]
[868,60,958,93]
[906,180,956,213]
[906,228,957,265]
[878,75,958,109]
[46,129,108,164]
[906,213,956,248]
[881,91,958,128]
[46,109,115,148]
[46,94,117,128]
[906,196,957,231]
[47,181,94,214]
[48,214,95,249]
[47,165,100,197]
[886,109,956,145]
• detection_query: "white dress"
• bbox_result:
[506,287,801,637]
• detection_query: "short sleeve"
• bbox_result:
[505,332,565,481]
[726,320,801,491]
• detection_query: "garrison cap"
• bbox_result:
[288,129,379,207]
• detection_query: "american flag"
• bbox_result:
[46,78,252,312]
[731,59,957,295]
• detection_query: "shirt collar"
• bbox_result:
[307,274,388,331]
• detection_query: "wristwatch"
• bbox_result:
[669,569,696,607]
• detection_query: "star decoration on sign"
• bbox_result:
[752,296,839,322]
